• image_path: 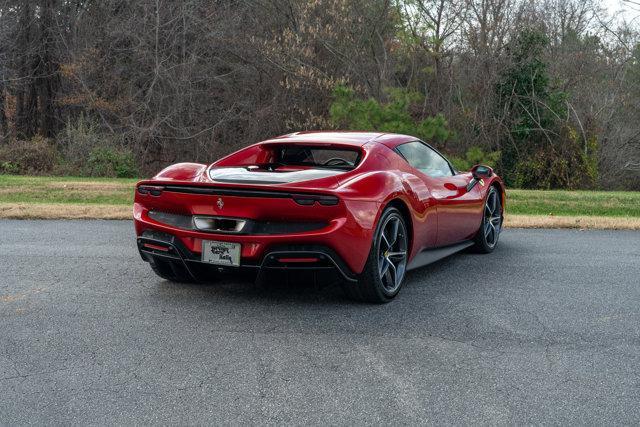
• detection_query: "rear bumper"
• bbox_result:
[137,230,358,282]
[133,196,378,275]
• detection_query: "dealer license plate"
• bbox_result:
[201,240,241,266]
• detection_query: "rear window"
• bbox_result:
[276,146,361,169]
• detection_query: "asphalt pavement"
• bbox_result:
[1,220,639,424]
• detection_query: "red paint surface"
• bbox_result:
[134,131,505,274]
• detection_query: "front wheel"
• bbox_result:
[343,207,409,303]
[472,186,503,253]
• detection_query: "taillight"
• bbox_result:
[138,185,164,196]
[293,196,315,206]
[292,194,339,206]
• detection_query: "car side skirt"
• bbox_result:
[407,240,474,271]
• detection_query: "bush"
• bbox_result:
[512,126,598,189]
[55,116,139,177]
[0,161,20,174]
[450,147,501,172]
[87,146,138,178]
[0,136,58,174]
[329,85,453,142]
[57,116,105,171]
[0,116,139,178]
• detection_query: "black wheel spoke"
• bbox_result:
[388,218,399,246]
[387,259,397,288]
[379,256,389,276]
[380,232,391,251]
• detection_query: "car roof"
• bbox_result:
[262,131,417,148]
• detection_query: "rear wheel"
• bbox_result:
[343,207,408,303]
[473,186,503,253]
[149,257,195,283]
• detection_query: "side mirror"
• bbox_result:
[466,165,494,192]
[471,165,493,180]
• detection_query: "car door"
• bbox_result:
[395,141,484,246]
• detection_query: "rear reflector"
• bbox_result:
[143,243,170,252]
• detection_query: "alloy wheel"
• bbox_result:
[484,189,502,248]
[378,214,408,293]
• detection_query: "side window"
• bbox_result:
[396,141,453,178]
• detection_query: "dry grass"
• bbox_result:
[506,214,640,230]
[1,202,639,229]
[0,203,131,219]
[45,181,131,190]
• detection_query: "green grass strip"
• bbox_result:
[507,189,640,217]
[1,175,639,217]
[0,175,137,205]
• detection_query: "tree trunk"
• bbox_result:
[14,0,35,139]
[37,0,60,138]
[0,77,7,141]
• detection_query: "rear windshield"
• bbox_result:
[275,146,361,169]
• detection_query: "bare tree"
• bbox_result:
[0,0,636,187]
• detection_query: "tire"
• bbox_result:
[149,257,195,283]
[343,206,409,303]
[472,185,503,253]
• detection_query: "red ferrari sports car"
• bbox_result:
[134,131,504,302]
